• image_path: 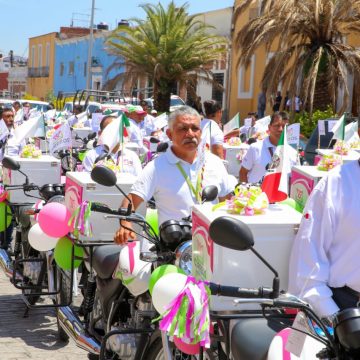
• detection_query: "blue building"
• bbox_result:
[54,31,123,94]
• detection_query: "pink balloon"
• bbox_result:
[173,337,200,355]
[38,202,71,238]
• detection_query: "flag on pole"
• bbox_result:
[344,121,359,143]
[14,114,45,144]
[261,126,294,203]
[331,114,345,141]
[49,123,72,155]
[223,113,240,136]
[14,109,24,126]
[98,113,131,153]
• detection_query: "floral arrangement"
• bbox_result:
[226,137,242,146]
[213,184,269,216]
[46,128,55,139]
[253,131,268,140]
[73,122,84,129]
[349,139,360,149]
[235,146,249,163]
[317,154,342,171]
[94,159,120,173]
[20,144,42,159]
[333,140,350,155]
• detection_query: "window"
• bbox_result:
[84,62,87,77]
[238,55,255,99]
[69,61,74,75]
[60,62,64,76]
[45,43,50,67]
[38,44,42,68]
[212,72,225,106]
[31,46,35,67]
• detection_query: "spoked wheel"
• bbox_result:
[54,266,72,342]
[147,338,216,360]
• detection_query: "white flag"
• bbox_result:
[223,113,240,136]
[0,120,10,142]
[14,109,24,125]
[91,113,104,132]
[153,113,168,130]
[14,114,45,144]
[344,121,358,143]
[331,114,345,141]
[254,115,271,133]
[49,123,72,155]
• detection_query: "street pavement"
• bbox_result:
[0,270,88,360]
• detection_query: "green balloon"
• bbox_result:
[0,202,12,232]
[146,208,159,236]
[54,236,84,270]
[149,265,185,295]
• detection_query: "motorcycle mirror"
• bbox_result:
[150,137,160,144]
[209,216,254,251]
[87,132,97,140]
[91,165,117,187]
[201,185,218,203]
[2,157,21,171]
[156,142,168,153]
[75,134,82,140]
[94,153,108,164]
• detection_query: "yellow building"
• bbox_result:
[27,32,57,100]
[229,1,360,120]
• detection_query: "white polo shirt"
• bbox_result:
[131,147,234,225]
[82,145,142,177]
[201,118,224,146]
[240,137,276,183]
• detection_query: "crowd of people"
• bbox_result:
[0,91,358,329]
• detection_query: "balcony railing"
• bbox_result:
[28,66,50,78]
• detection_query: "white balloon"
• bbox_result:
[152,273,188,314]
[28,223,59,251]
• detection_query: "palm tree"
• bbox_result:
[234,0,360,115]
[106,2,228,112]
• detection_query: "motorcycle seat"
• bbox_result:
[231,316,292,360]
[93,245,122,279]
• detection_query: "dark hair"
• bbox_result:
[203,100,222,117]
[270,111,282,125]
[100,115,116,131]
[13,101,21,107]
[247,138,257,145]
[279,111,289,120]
[74,104,83,113]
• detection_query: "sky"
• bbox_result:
[0,0,234,58]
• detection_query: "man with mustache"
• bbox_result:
[114,106,233,245]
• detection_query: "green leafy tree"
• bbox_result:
[234,0,360,117]
[106,1,227,112]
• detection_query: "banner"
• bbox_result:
[318,120,326,136]
[287,123,300,146]
[223,113,240,136]
[49,123,72,155]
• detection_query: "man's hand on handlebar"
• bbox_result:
[114,220,136,245]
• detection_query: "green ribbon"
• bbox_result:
[176,162,202,204]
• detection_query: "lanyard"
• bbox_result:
[176,162,202,203]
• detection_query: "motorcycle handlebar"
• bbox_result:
[209,283,274,298]
[91,202,130,216]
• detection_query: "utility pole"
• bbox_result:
[86,0,95,90]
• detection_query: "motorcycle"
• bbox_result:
[201,216,360,360]
[0,156,66,314]
[55,165,218,360]
[57,131,97,173]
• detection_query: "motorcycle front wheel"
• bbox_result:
[146,338,215,360]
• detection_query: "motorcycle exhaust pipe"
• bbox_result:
[0,249,23,281]
[57,306,101,355]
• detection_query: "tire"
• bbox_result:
[55,267,71,342]
[146,337,215,360]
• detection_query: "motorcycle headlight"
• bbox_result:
[175,241,192,275]
[47,195,66,205]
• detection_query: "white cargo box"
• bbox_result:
[316,148,359,163]
[2,155,61,203]
[192,203,302,311]
[290,165,326,208]
[65,171,145,242]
